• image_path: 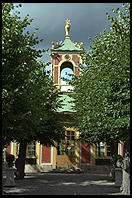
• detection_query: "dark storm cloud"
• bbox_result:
[15,3,122,62]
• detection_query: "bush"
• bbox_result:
[6,154,15,167]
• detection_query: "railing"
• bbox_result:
[59,84,73,92]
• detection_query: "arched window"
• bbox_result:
[60,62,74,92]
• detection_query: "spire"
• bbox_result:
[65,19,71,38]
[50,19,83,52]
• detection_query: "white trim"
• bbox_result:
[90,145,92,165]
[41,163,52,165]
[90,145,94,166]
[118,142,121,155]
[10,141,14,155]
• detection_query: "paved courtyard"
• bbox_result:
[2,172,122,195]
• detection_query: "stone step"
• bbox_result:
[50,167,83,174]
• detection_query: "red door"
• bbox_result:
[42,145,51,163]
[81,142,90,163]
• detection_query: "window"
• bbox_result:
[57,131,75,156]
[66,131,75,156]
[96,142,111,157]
[27,142,36,156]
[96,142,105,157]
[57,139,65,155]
[106,145,111,156]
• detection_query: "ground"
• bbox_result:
[2,172,122,195]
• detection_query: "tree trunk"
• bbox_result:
[120,151,130,195]
[15,140,27,179]
[110,142,118,157]
[109,141,118,180]
[121,169,130,195]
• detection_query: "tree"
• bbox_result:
[71,3,130,194]
[71,3,130,148]
[2,3,64,179]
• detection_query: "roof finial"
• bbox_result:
[65,19,71,38]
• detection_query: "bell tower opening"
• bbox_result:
[60,61,73,72]
[60,61,74,92]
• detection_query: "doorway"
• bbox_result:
[56,130,76,167]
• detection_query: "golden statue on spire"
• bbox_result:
[65,19,71,38]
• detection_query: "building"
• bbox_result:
[4,19,122,173]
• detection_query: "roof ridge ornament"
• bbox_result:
[65,19,71,38]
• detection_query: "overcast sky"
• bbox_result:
[14,3,123,67]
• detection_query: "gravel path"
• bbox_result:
[2,172,122,195]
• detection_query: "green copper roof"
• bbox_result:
[57,94,75,112]
[53,38,82,51]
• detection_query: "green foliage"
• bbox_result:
[71,4,130,145]
[2,3,64,148]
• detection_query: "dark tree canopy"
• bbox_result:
[2,3,64,148]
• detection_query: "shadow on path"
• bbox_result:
[2,173,122,195]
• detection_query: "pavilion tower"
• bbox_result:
[50,19,91,168]
[50,19,83,91]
